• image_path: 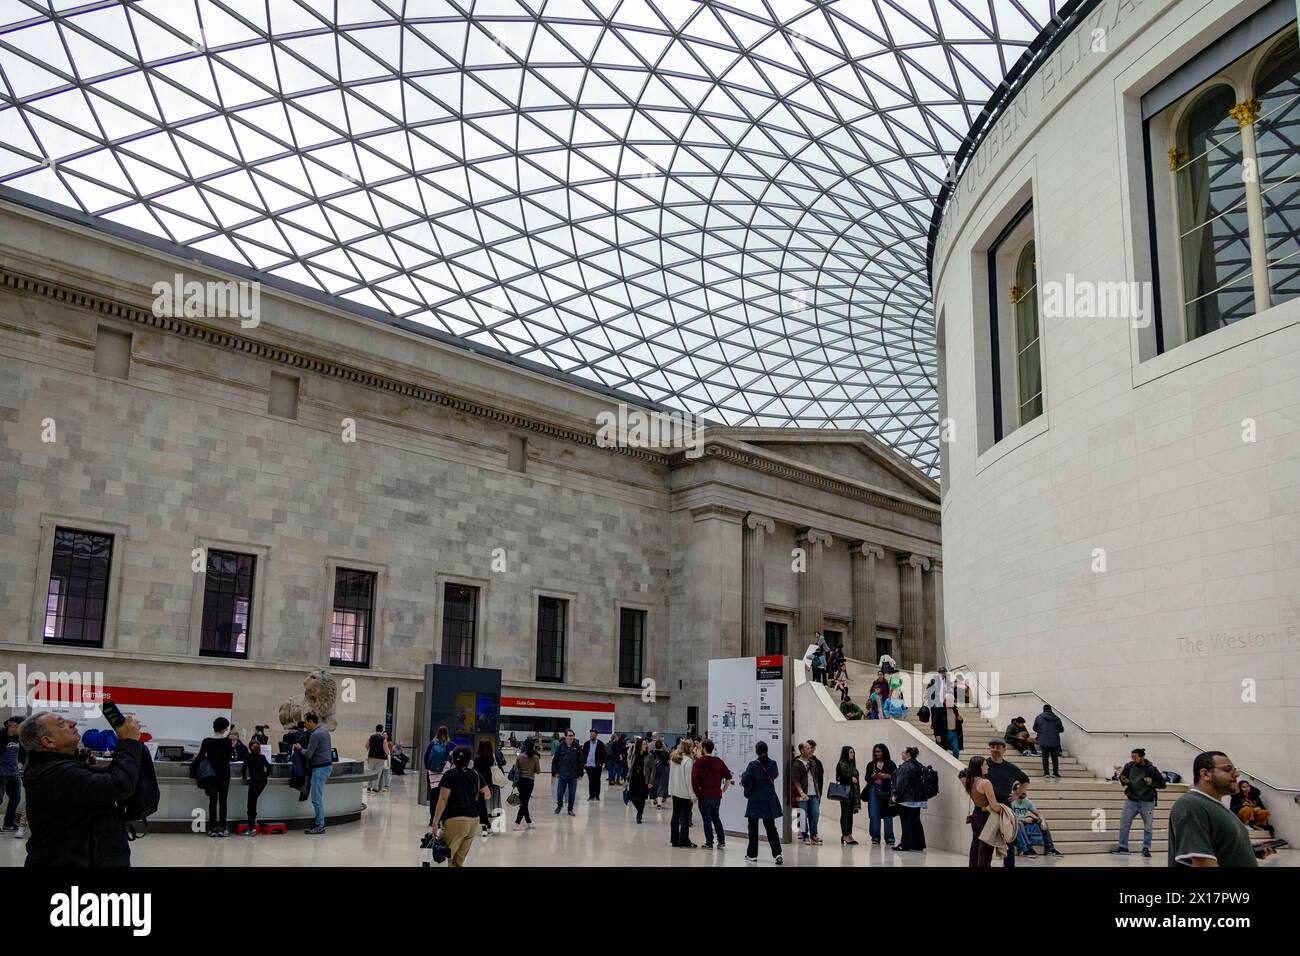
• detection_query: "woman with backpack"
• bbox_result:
[423,726,454,826]
[892,746,928,851]
[740,740,783,865]
[430,745,490,867]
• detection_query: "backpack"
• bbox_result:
[122,746,161,841]
[916,763,940,801]
[916,705,931,723]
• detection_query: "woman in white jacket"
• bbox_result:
[667,738,697,848]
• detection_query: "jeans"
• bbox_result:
[699,797,724,845]
[944,731,960,759]
[1040,746,1060,776]
[555,775,577,810]
[747,817,782,859]
[670,796,693,845]
[607,760,620,783]
[309,765,331,828]
[2,777,20,828]
[515,778,534,824]
[867,786,894,842]
[797,795,820,840]
[1118,799,1155,850]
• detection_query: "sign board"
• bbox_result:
[23,682,233,746]
[707,656,791,841]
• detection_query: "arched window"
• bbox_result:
[1254,33,1300,307]
[1011,240,1042,424]
[1174,85,1253,339]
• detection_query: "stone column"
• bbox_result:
[741,513,775,657]
[795,528,833,652]
[688,505,745,662]
[924,557,944,668]
[849,541,884,662]
[898,553,931,669]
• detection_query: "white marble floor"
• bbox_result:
[2,775,1296,868]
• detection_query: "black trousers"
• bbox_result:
[630,787,647,820]
[428,784,440,825]
[207,777,229,831]
[515,778,535,824]
[2,776,20,828]
[840,805,855,837]
[586,766,602,798]
[670,796,693,846]
[969,807,994,867]
[246,778,266,828]
[747,817,781,859]
[897,804,926,850]
[1041,746,1061,775]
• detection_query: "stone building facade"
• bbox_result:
[0,201,941,754]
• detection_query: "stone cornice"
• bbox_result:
[684,442,940,523]
[690,504,746,523]
[1,267,944,523]
[1,267,675,465]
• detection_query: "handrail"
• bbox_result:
[945,664,1300,795]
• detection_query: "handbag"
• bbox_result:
[191,757,214,788]
[827,781,851,801]
[506,787,520,806]
[622,784,631,806]
[490,764,509,789]
[507,764,519,783]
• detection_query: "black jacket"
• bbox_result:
[580,739,607,770]
[931,705,964,748]
[23,740,142,867]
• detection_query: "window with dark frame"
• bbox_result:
[200,549,255,658]
[764,620,787,656]
[330,567,376,667]
[618,607,646,687]
[441,583,478,667]
[43,527,113,647]
[536,596,567,682]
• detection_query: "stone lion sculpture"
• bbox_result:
[279,669,338,732]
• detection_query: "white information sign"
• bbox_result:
[707,655,788,839]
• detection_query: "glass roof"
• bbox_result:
[0,0,1060,476]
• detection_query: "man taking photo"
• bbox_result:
[20,710,143,867]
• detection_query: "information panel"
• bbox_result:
[707,656,789,840]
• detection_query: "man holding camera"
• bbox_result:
[19,710,143,867]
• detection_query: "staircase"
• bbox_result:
[833,657,1189,855]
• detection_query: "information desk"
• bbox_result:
[135,757,377,831]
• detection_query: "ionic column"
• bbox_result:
[742,513,775,657]
[924,557,944,669]
[898,553,931,669]
[849,541,884,662]
[796,528,833,652]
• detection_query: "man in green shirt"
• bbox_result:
[1168,751,1271,867]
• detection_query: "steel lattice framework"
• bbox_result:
[0,0,1060,475]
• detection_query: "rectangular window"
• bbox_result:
[876,637,893,663]
[764,621,787,656]
[618,607,646,688]
[536,596,567,683]
[330,568,375,667]
[43,528,113,647]
[441,584,478,667]
[822,628,843,650]
[200,550,255,658]
[986,200,1041,442]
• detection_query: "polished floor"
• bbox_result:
[3,774,1294,868]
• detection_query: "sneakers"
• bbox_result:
[1109,846,1129,854]
[717,842,725,849]
[1022,847,1038,856]
[745,854,758,863]
[1142,848,1151,858]
[774,855,783,865]
[305,826,325,835]
[0,824,17,833]
[811,837,824,846]
[526,822,535,829]
[567,809,575,816]
[514,823,525,832]
[554,804,561,814]
[1047,848,1064,857]
[703,843,714,850]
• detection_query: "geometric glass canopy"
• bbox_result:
[0,1,1060,476]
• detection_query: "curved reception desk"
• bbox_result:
[142,758,377,832]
